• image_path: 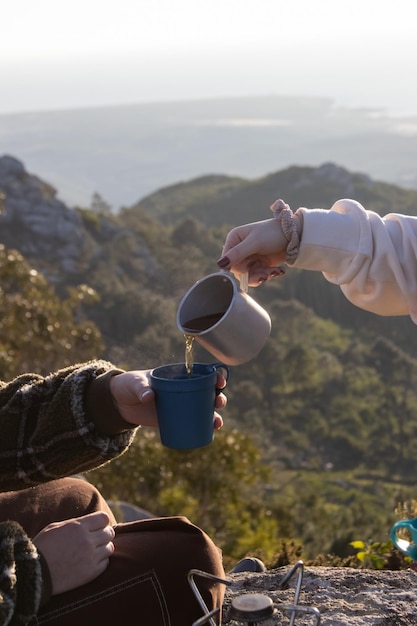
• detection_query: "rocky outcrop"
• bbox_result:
[0,155,156,281]
[223,566,417,625]
[314,162,373,187]
[0,155,92,275]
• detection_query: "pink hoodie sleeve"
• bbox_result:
[293,198,417,322]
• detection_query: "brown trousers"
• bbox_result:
[0,478,225,625]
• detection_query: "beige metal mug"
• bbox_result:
[177,271,271,365]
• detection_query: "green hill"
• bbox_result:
[132,162,417,226]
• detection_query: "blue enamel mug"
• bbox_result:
[390,517,417,560]
[150,362,229,450]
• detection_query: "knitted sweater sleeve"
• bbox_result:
[0,521,42,626]
[0,359,136,491]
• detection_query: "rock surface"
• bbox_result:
[0,154,89,274]
[0,155,156,281]
[222,565,417,625]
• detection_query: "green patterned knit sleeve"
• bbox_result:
[0,521,42,625]
[0,360,136,491]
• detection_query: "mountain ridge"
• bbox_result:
[133,162,417,227]
[3,155,417,284]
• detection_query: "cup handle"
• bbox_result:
[213,363,230,394]
[390,521,416,558]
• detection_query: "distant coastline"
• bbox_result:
[1,94,417,210]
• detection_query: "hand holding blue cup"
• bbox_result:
[150,362,229,450]
[390,517,417,560]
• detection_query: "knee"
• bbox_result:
[46,477,116,523]
[160,516,224,578]
[114,515,224,577]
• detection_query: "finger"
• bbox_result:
[97,540,115,560]
[214,413,223,430]
[81,511,111,531]
[139,387,155,402]
[129,372,155,402]
[269,266,286,279]
[94,546,114,573]
[255,267,286,285]
[220,226,246,256]
[247,268,270,286]
[215,372,227,389]
[218,230,260,269]
[215,392,227,410]
[93,525,116,546]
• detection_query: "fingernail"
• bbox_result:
[217,256,231,269]
[140,389,154,401]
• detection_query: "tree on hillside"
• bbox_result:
[0,245,103,378]
[366,338,417,473]
[90,191,112,214]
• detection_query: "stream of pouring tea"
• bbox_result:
[184,334,195,377]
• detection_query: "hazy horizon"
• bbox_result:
[2,0,417,118]
[3,0,417,209]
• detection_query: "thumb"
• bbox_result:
[229,238,255,266]
[139,388,155,402]
[218,236,256,270]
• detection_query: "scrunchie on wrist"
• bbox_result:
[270,199,301,264]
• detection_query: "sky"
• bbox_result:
[1,0,417,116]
